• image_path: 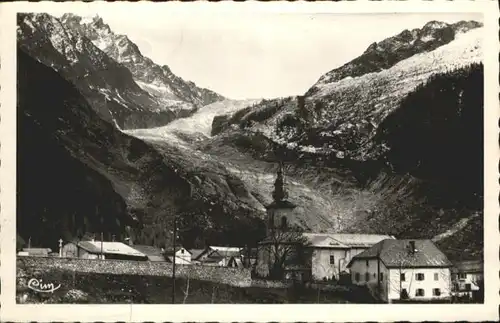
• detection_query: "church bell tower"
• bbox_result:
[265,162,296,236]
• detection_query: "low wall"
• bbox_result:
[18,256,251,287]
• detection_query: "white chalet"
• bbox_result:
[303,233,395,281]
[451,260,483,298]
[347,239,453,303]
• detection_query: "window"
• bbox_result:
[329,255,335,265]
[434,273,439,281]
[465,283,471,291]
[365,273,370,281]
[355,273,360,282]
[366,260,369,267]
[458,273,467,280]
[181,249,185,254]
[415,288,425,297]
[416,273,425,281]
[433,288,441,296]
[280,216,288,229]
[373,273,376,278]
[379,272,384,281]
[400,273,406,281]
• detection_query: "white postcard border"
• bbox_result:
[1,1,499,322]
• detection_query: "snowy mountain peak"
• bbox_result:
[60,14,225,108]
[309,20,483,89]
[423,20,449,30]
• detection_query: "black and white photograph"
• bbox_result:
[1,1,498,321]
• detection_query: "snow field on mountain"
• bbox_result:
[311,28,482,123]
[126,99,261,143]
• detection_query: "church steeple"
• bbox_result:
[272,162,288,202]
[266,162,296,235]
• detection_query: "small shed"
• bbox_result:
[22,248,52,257]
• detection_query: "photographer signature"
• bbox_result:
[27,278,61,293]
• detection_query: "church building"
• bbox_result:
[255,162,312,281]
[254,162,394,282]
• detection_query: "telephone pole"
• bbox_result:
[172,216,177,304]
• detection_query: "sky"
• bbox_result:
[49,9,482,99]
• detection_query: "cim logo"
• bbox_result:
[27,278,61,293]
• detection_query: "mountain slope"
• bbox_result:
[17,47,265,251]
[307,20,482,89]
[60,14,225,108]
[17,13,193,129]
[196,21,484,260]
[125,100,346,233]
[218,26,482,161]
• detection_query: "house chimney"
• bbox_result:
[409,241,416,255]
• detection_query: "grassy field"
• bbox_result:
[17,266,374,304]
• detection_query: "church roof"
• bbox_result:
[303,233,394,248]
[347,239,453,269]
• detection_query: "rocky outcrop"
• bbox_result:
[17,13,198,129]
[60,13,225,108]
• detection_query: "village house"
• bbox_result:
[304,233,395,281]
[451,260,483,299]
[191,246,243,267]
[18,248,52,257]
[165,247,192,264]
[347,239,453,303]
[61,240,148,261]
[255,162,393,282]
[189,249,206,265]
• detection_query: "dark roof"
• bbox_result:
[190,248,207,260]
[164,247,191,256]
[265,200,297,210]
[201,254,224,263]
[347,239,453,269]
[130,245,166,261]
[241,247,258,258]
[452,260,483,273]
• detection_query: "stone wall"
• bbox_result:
[18,256,251,287]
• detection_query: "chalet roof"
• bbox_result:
[452,260,483,273]
[209,246,242,257]
[76,241,146,258]
[130,245,165,261]
[303,233,394,248]
[189,248,206,260]
[347,239,453,269]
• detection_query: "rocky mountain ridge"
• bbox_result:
[17,47,265,251]
[307,20,482,91]
[60,13,225,109]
